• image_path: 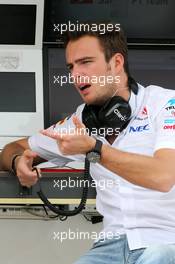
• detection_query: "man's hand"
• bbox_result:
[41,116,96,155]
[15,149,40,188]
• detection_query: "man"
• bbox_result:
[0,25,175,263]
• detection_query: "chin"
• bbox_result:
[83,99,94,105]
[81,95,94,105]
[81,93,105,106]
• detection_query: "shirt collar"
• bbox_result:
[129,83,146,118]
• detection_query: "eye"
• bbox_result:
[67,65,73,72]
[82,60,92,64]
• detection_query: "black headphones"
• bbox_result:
[82,77,138,136]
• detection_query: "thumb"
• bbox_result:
[23,150,38,169]
[73,115,86,129]
[23,149,38,160]
[73,115,87,135]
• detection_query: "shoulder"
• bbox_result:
[145,85,175,100]
[140,84,175,119]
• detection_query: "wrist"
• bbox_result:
[86,139,103,163]
[11,154,21,175]
[86,137,96,153]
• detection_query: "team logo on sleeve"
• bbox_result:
[165,99,175,111]
[163,99,175,122]
[163,100,175,129]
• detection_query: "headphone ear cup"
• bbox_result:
[82,104,101,132]
[98,96,132,129]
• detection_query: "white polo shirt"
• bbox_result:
[28,84,175,250]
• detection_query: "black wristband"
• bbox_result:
[93,139,103,154]
[86,139,103,163]
[11,154,21,175]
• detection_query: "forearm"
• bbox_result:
[0,142,25,171]
[100,145,173,192]
[40,121,175,192]
[0,141,45,171]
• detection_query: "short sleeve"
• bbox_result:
[154,98,175,152]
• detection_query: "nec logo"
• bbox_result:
[129,124,149,133]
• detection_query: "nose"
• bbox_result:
[70,65,83,85]
[71,64,80,77]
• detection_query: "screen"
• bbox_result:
[44,48,82,126]
[44,47,175,126]
[128,49,175,90]
[44,0,175,44]
[0,72,36,112]
[0,4,36,45]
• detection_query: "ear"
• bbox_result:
[109,53,124,75]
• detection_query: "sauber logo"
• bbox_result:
[135,106,148,121]
[142,107,148,115]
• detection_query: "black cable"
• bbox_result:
[34,157,90,217]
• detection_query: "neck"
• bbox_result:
[115,73,130,101]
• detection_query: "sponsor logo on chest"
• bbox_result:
[129,124,149,133]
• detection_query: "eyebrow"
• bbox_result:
[66,56,95,68]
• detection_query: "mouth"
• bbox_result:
[78,83,91,93]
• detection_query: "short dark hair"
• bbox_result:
[64,23,129,76]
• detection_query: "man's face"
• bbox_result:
[66,35,119,105]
